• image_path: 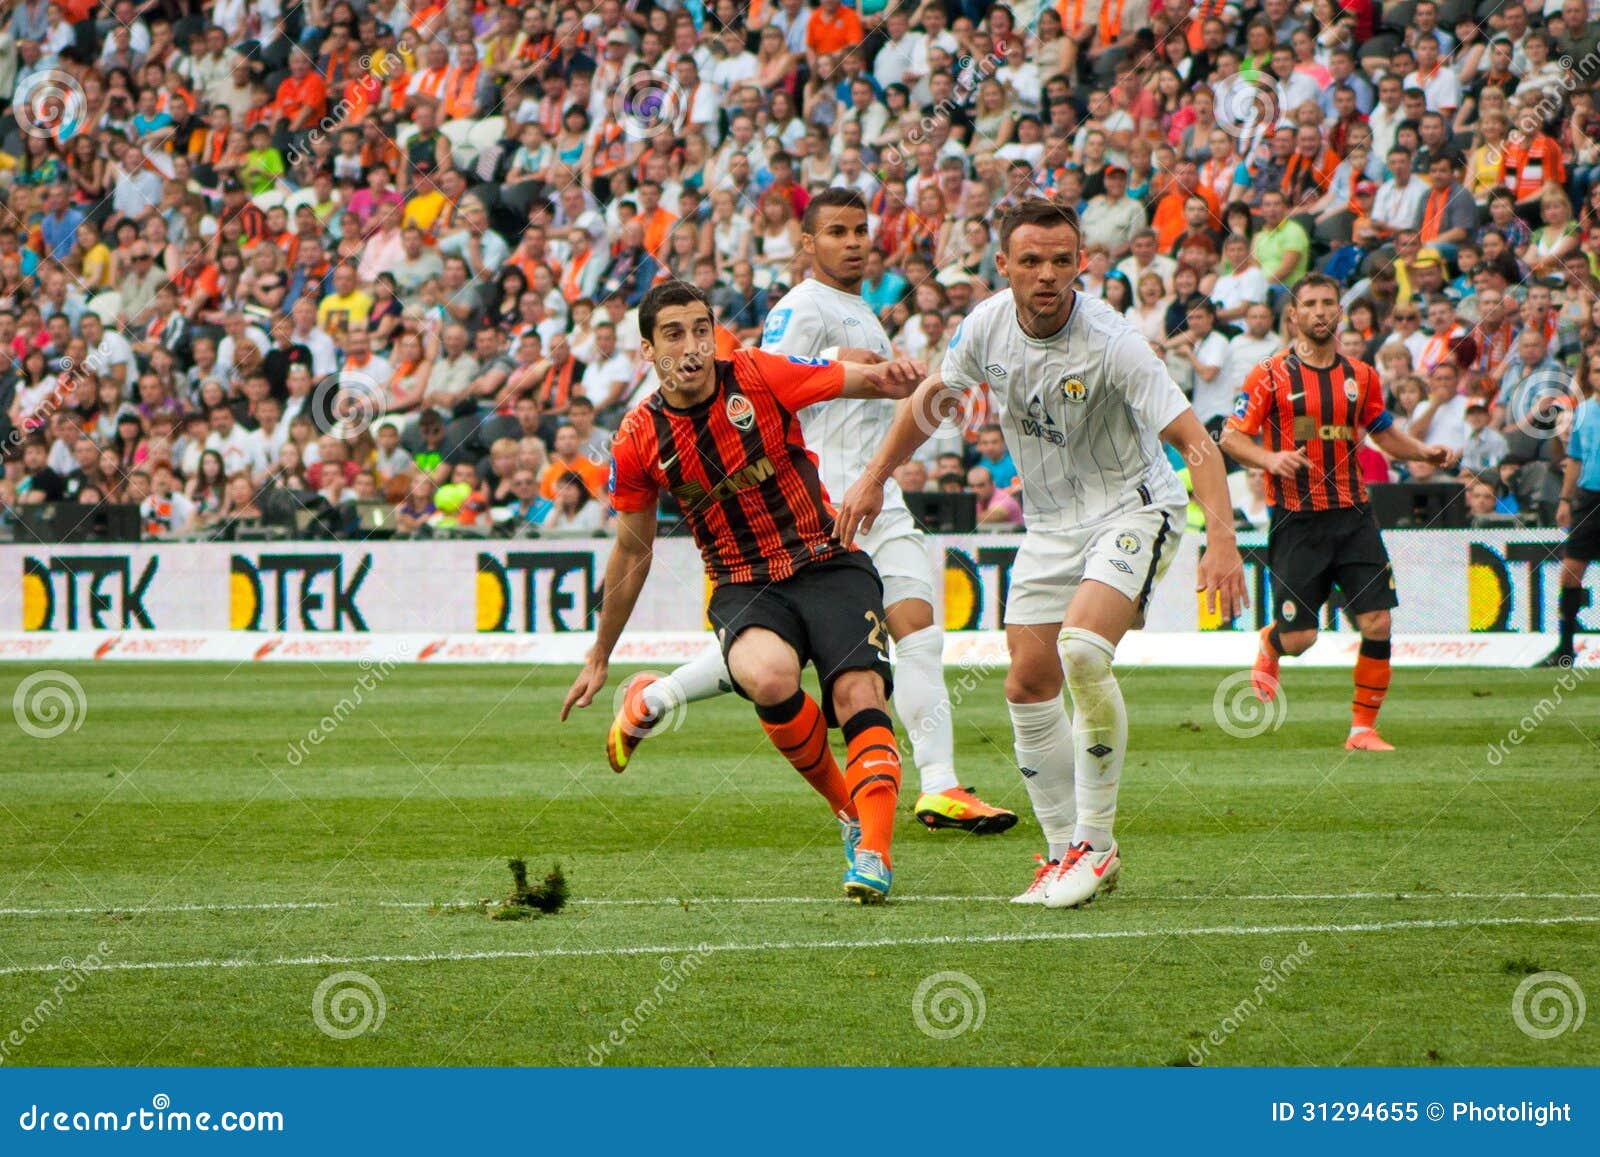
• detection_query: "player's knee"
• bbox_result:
[1356,610,1391,640]
[1278,628,1317,656]
[1004,665,1061,703]
[1059,627,1116,689]
[830,669,886,720]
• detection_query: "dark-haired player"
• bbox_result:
[838,199,1249,910]
[561,281,926,903]
[1220,274,1458,751]
[621,188,1016,835]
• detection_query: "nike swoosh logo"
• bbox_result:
[1093,853,1116,878]
[657,454,678,473]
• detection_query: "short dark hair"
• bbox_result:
[997,199,1081,251]
[1291,273,1343,303]
[801,186,868,233]
[638,280,713,343]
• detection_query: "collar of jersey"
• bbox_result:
[660,371,723,417]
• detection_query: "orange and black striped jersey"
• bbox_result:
[1227,350,1393,513]
[609,349,852,587]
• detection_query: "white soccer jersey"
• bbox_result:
[760,278,907,515]
[941,290,1190,530]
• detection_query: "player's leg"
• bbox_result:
[1045,510,1180,909]
[607,643,733,773]
[884,588,1017,833]
[1547,557,1592,666]
[806,552,904,903]
[1255,512,1336,701]
[1003,622,1078,904]
[712,586,857,857]
[1332,509,1401,751]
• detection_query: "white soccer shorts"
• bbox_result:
[860,505,936,609]
[1003,503,1185,628]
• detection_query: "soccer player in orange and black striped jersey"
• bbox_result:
[560,281,927,903]
[1221,275,1458,751]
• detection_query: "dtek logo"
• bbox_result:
[477,551,602,632]
[22,555,157,630]
[1020,397,1064,446]
[230,553,371,631]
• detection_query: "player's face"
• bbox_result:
[1291,286,1342,345]
[997,223,1082,334]
[643,304,717,400]
[804,205,871,288]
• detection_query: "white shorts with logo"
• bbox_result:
[1003,503,1185,628]
[859,504,935,609]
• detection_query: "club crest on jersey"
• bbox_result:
[1060,375,1088,404]
[1115,532,1141,555]
[762,308,791,344]
[1344,380,1360,403]
[725,393,756,430]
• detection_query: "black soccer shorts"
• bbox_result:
[1268,504,1398,631]
[1565,489,1600,562]
[708,549,894,726]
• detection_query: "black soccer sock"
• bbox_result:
[1558,587,1588,657]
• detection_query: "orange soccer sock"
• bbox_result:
[1351,637,1392,731]
[757,690,853,818]
[841,708,902,866]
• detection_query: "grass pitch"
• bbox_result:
[1,660,1596,1067]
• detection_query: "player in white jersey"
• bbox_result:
[837,200,1248,909]
[609,189,1016,835]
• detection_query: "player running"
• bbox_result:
[836,200,1248,910]
[1547,375,1600,666]
[561,281,927,904]
[1219,274,1458,751]
[611,188,1016,835]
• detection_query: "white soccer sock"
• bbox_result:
[1060,627,1126,851]
[891,624,960,795]
[1007,697,1076,861]
[642,643,732,717]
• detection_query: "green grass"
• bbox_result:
[1,661,1596,1067]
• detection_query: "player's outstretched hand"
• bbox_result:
[561,652,609,721]
[833,347,885,364]
[1421,443,1459,470]
[1266,447,1311,478]
[835,474,884,548]
[1197,539,1250,622]
[873,357,928,398]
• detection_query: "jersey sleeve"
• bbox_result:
[941,314,982,392]
[1226,360,1274,437]
[740,347,845,413]
[1112,329,1193,434]
[1357,362,1393,434]
[606,412,659,514]
[759,298,828,357]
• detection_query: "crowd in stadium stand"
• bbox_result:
[0,0,1597,542]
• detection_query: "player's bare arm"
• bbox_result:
[560,509,658,720]
[1218,424,1312,478]
[835,372,956,546]
[838,356,927,399]
[1369,425,1459,470]
[1163,410,1249,621]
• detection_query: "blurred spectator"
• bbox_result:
[968,465,1022,528]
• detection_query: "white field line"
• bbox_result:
[1,914,1597,978]
[1,891,1598,918]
